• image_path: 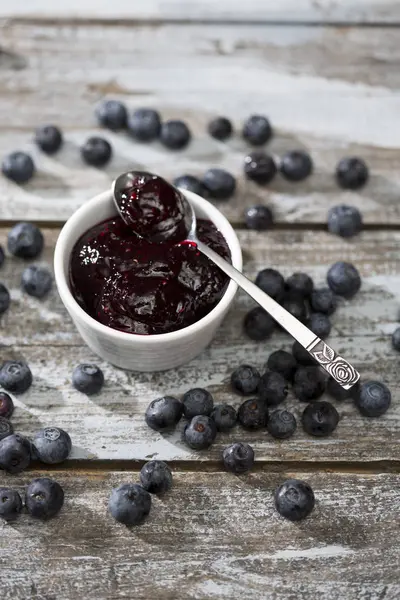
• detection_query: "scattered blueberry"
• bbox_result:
[202,168,236,200]
[242,115,272,146]
[160,120,191,150]
[336,157,369,190]
[231,365,260,395]
[327,261,361,299]
[237,398,268,429]
[275,479,315,521]
[184,415,217,450]
[327,204,363,238]
[211,404,237,432]
[34,125,63,154]
[267,350,298,382]
[308,312,331,338]
[2,152,35,184]
[0,360,32,394]
[208,117,233,141]
[392,327,400,351]
[145,396,183,431]
[280,150,312,182]
[243,307,275,341]
[8,222,44,259]
[327,377,354,401]
[173,174,207,198]
[293,366,326,402]
[282,295,308,323]
[0,488,22,521]
[292,341,317,366]
[182,388,214,419]
[244,151,277,184]
[109,483,151,526]
[96,100,127,131]
[244,205,274,230]
[25,477,64,520]
[81,137,112,167]
[72,364,104,395]
[33,427,72,464]
[258,371,288,406]
[0,417,13,441]
[21,265,52,298]
[128,108,161,141]
[0,245,4,267]
[0,434,31,473]
[302,401,339,436]
[0,392,14,419]
[285,272,314,298]
[255,268,285,302]
[310,287,337,315]
[0,283,10,315]
[140,460,173,494]
[355,381,391,417]
[222,442,255,474]
[267,409,297,439]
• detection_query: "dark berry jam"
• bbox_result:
[69,217,230,335]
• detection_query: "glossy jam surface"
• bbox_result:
[69,217,230,335]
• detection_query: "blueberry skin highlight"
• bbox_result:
[274,479,315,521]
[222,442,255,474]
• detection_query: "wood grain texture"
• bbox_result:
[0,22,400,222]
[0,228,398,462]
[0,470,399,600]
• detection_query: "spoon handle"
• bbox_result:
[196,240,360,390]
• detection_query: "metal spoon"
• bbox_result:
[113,172,360,390]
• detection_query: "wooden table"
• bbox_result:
[0,2,399,598]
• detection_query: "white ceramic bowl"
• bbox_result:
[54,188,242,371]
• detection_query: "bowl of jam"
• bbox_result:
[54,174,242,371]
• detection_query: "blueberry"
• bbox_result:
[72,364,104,395]
[258,371,288,406]
[231,365,260,395]
[184,415,217,450]
[0,360,32,393]
[392,327,400,351]
[202,168,236,200]
[0,417,13,441]
[267,350,298,382]
[255,268,285,302]
[182,388,214,419]
[308,313,331,338]
[81,137,112,167]
[160,120,191,150]
[274,479,315,521]
[302,400,339,436]
[21,265,52,298]
[33,427,72,464]
[310,287,337,315]
[109,483,151,525]
[327,204,362,238]
[282,295,308,323]
[244,205,274,230]
[293,366,326,402]
[0,392,14,418]
[145,396,183,431]
[128,108,161,141]
[280,150,313,182]
[208,117,233,141]
[244,152,277,185]
[285,272,314,298]
[327,377,354,401]
[222,442,254,474]
[0,245,4,267]
[0,488,22,521]
[96,100,127,131]
[0,434,31,473]
[140,460,172,494]
[242,115,272,145]
[292,341,317,366]
[267,409,297,439]
[327,261,361,299]
[237,398,268,429]
[336,157,368,190]
[355,381,391,417]
[34,125,63,154]
[211,404,237,432]
[8,222,44,259]
[25,477,64,520]
[2,152,35,184]
[243,307,275,341]
[173,174,207,198]
[0,283,10,315]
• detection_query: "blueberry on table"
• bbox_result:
[21,265,52,298]
[34,124,63,154]
[8,222,44,259]
[355,381,391,417]
[140,460,173,494]
[244,151,277,185]
[81,136,112,167]
[267,350,298,382]
[222,442,255,474]
[0,283,10,315]
[255,268,285,302]
[72,364,104,395]
[96,100,127,131]
[127,108,161,141]
[327,204,363,238]
[184,415,217,450]
[237,398,268,429]
[244,205,274,231]
[285,272,314,299]
[182,388,214,419]
[280,150,313,182]
[0,488,22,521]
[274,479,315,521]
[267,409,297,439]
[0,360,32,394]
[211,404,237,432]
[173,174,207,198]
[208,116,233,141]
[327,377,354,401]
[109,483,151,526]
[2,151,35,184]
[336,156,369,190]
[160,120,191,150]
[243,307,275,341]
[145,396,183,432]
[231,365,260,395]
[392,327,400,351]
[202,168,236,200]
[258,371,288,406]
[33,427,72,464]
[327,261,361,299]
[0,392,14,419]
[242,115,272,146]
[0,416,13,441]
[302,401,339,436]
[292,341,317,366]
[310,287,337,315]
[308,312,331,338]
[0,245,4,267]
[282,295,308,323]
[293,366,326,402]
[25,477,64,520]
[0,434,31,473]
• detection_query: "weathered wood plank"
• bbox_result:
[0,22,400,222]
[0,470,398,600]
